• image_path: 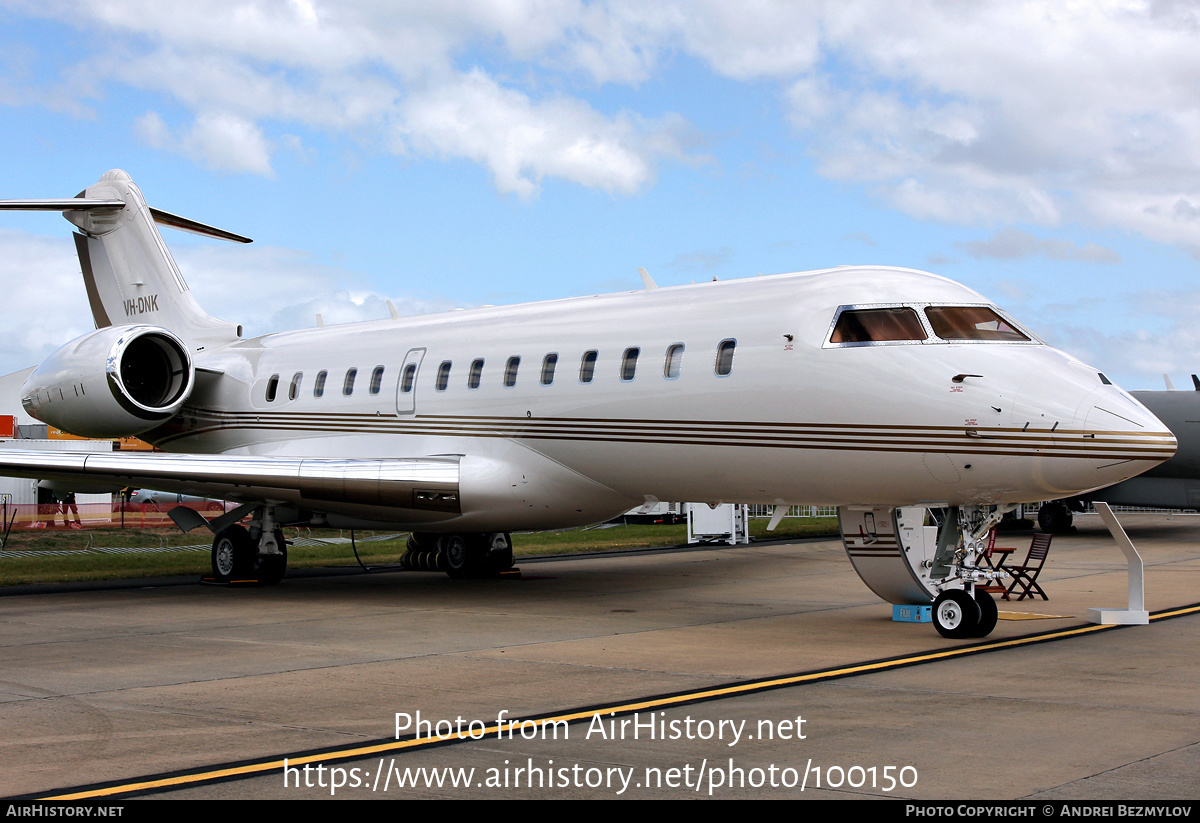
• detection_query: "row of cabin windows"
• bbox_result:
[447,340,734,392]
[264,365,386,402]
[264,340,736,401]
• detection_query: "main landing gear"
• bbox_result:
[210,508,287,586]
[404,532,514,578]
[1037,500,1075,534]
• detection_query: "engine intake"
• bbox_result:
[22,325,194,438]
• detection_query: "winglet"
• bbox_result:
[638,266,658,291]
[386,300,400,319]
[1164,374,1177,390]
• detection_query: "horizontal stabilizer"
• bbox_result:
[0,198,126,211]
[0,197,251,243]
[149,207,252,244]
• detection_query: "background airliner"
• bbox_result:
[0,170,1176,638]
[1037,383,1200,532]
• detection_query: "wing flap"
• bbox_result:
[0,451,461,515]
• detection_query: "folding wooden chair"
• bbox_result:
[999,532,1052,601]
[976,529,1011,596]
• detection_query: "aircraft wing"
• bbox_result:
[0,451,461,516]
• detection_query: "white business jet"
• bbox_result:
[0,170,1176,638]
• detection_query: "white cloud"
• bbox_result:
[1046,319,1200,391]
[9,1,1200,247]
[0,228,462,375]
[171,244,462,336]
[0,229,93,375]
[24,1,692,191]
[955,228,1120,263]
[1005,287,1200,390]
[398,70,681,197]
[770,2,1200,245]
[137,111,274,175]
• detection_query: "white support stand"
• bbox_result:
[1088,502,1150,625]
[687,503,750,545]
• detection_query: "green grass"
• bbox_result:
[0,518,838,586]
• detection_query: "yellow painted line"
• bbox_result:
[45,602,1200,800]
[1148,603,1200,620]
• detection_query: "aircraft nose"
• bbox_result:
[1078,389,1176,486]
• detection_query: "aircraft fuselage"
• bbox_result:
[133,265,1172,531]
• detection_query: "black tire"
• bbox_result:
[485,532,514,573]
[971,588,999,637]
[932,589,981,639]
[255,529,288,586]
[211,525,254,583]
[442,534,482,578]
[409,532,438,551]
[1037,501,1073,534]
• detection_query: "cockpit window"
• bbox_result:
[830,308,928,343]
[924,306,1029,341]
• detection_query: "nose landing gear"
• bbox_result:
[932,586,998,639]
[928,505,1010,639]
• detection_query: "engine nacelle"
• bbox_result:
[21,325,194,438]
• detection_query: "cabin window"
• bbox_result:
[436,361,452,391]
[621,347,640,381]
[715,339,736,376]
[664,344,684,379]
[504,356,520,387]
[289,372,302,400]
[401,363,417,393]
[343,367,357,396]
[541,353,557,386]
[924,306,1030,342]
[265,374,279,402]
[579,350,598,383]
[314,370,327,398]
[369,366,385,395]
[830,307,927,343]
[468,358,484,389]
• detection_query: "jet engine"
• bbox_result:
[21,324,194,438]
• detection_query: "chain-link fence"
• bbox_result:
[745,504,838,519]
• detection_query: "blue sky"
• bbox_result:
[1,1,1199,390]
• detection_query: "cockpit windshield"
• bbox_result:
[923,306,1029,341]
[830,307,928,343]
[826,303,1034,347]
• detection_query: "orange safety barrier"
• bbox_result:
[1,501,230,530]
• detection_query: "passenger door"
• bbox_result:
[395,347,426,415]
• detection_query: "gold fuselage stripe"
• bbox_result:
[152,410,1174,461]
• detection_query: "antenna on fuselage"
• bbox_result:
[638,266,658,290]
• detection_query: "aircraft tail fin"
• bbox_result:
[0,170,244,348]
